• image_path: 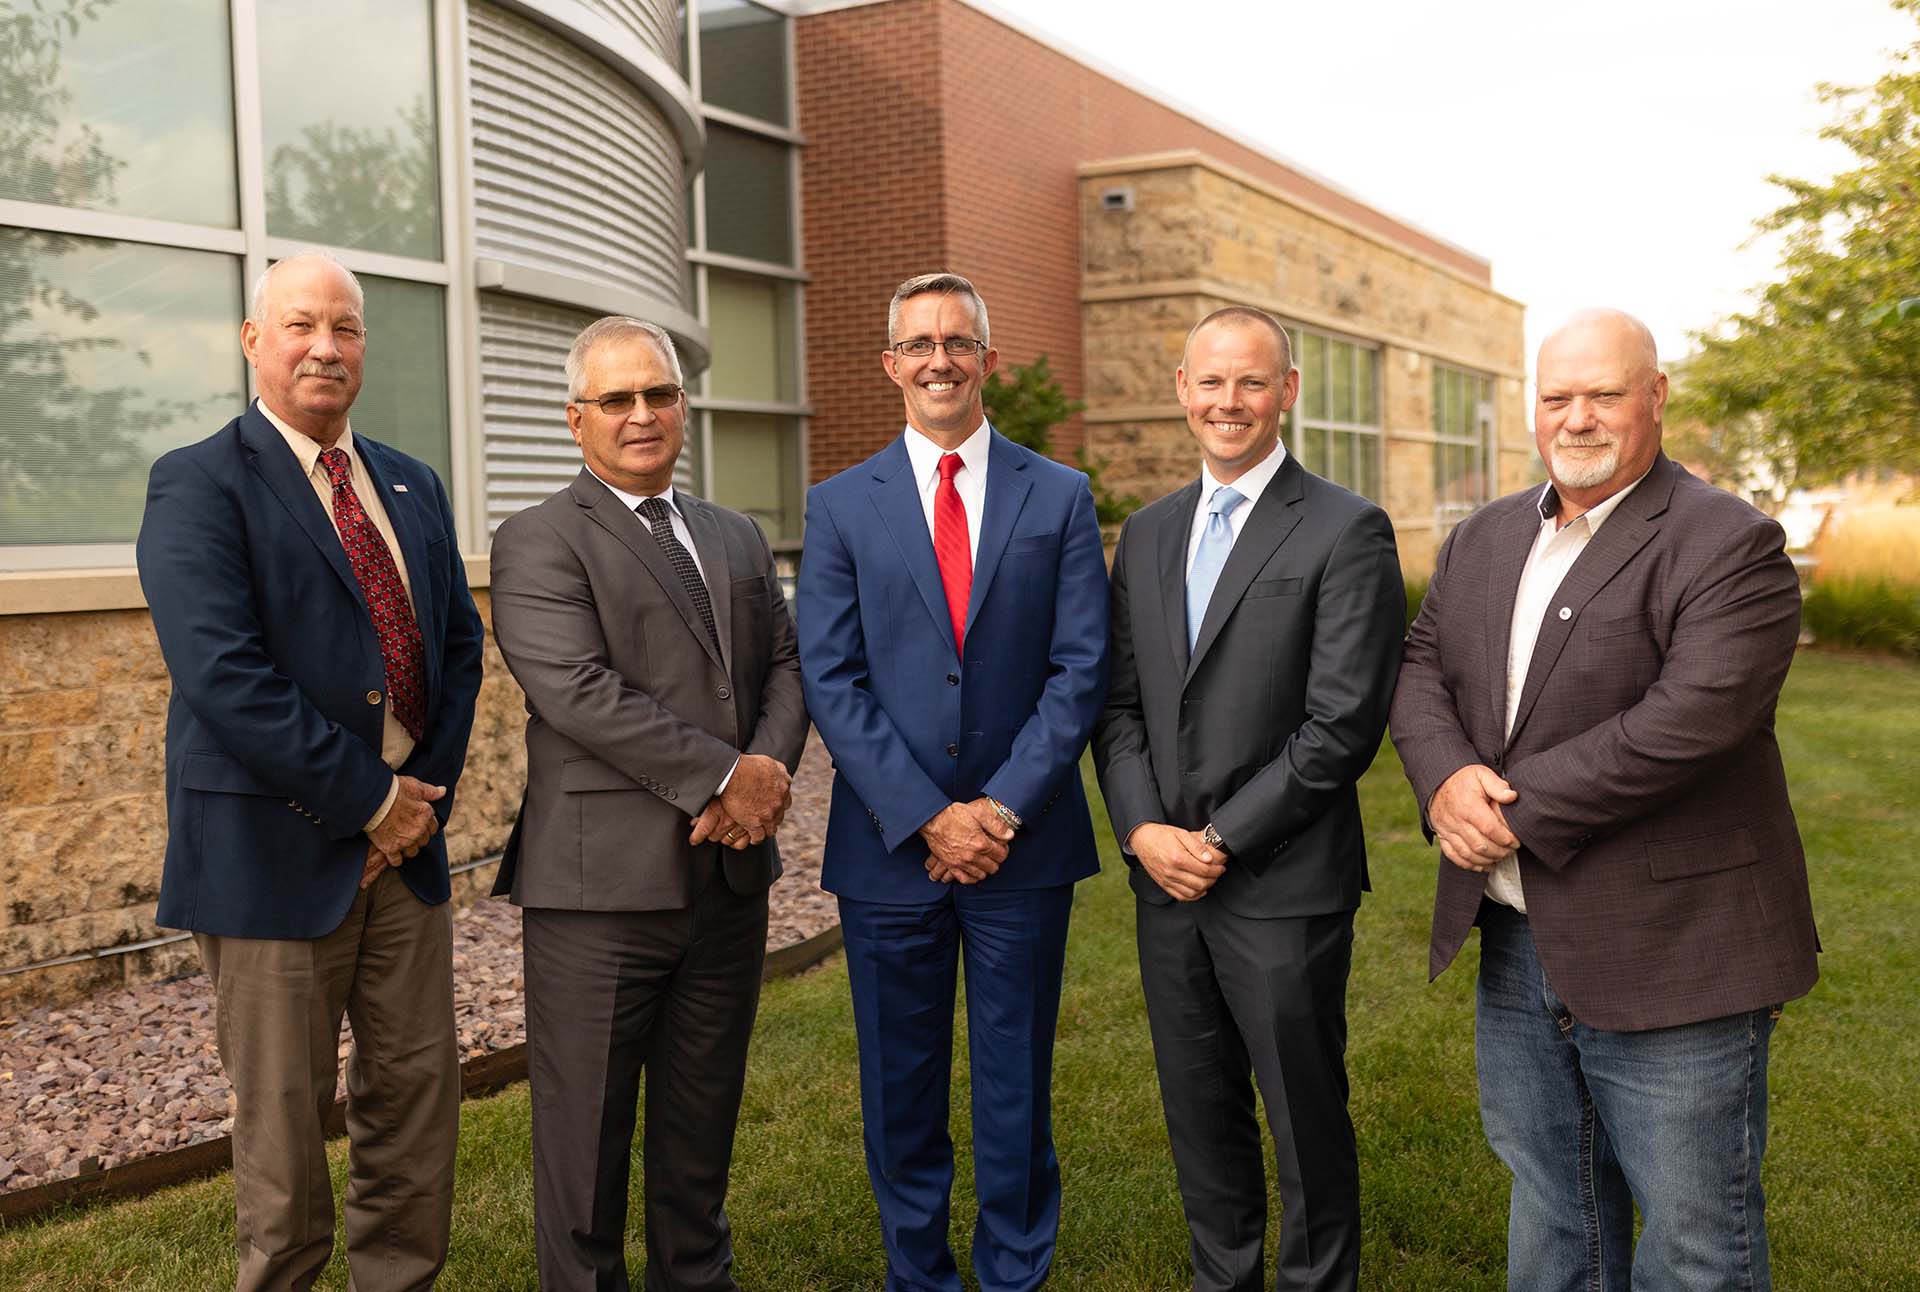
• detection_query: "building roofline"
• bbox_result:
[776,0,1495,276]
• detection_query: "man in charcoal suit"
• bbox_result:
[489,315,808,1292]
[1093,306,1406,1292]
[1389,307,1819,1291]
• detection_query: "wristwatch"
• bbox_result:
[1202,823,1227,854]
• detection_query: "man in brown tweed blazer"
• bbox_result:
[1390,308,1818,1292]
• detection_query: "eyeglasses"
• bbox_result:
[574,385,683,416]
[890,337,987,358]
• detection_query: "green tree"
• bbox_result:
[982,354,1140,524]
[1674,0,1920,485]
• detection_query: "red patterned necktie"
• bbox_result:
[933,452,972,656]
[320,448,426,741]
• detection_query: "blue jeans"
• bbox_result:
[1475,903,1778,1292]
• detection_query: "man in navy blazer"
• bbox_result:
[136,251,484,1292]
[797,272,1108,1292]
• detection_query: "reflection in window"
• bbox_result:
[704,126,792,265]
[699,0,789,125]
[709,412,799,541]
[1288,328,1381,499]
[0,230,243,545]
[259,0,442,260]
[706,272,797,402]
[0,0,236,227]
[355,276,451,486]
[1433,364,1494,532]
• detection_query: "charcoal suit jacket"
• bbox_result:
[1390,453,1819,1032]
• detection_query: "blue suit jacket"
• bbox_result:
[797,429,1108,903]
[136,403,486,939]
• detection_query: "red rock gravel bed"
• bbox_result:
[0,735,838,1198]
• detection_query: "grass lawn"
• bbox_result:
[3,650,1915,1289]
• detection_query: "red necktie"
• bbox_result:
[933,452,972,656]
[320,448,427,741]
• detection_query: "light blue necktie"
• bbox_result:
[1186,485,1245,652]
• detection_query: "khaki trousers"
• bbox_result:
[195,867,459,1292]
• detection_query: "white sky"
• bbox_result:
[996,0,1916,376]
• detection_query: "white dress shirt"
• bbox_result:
[586,468,734,790]
[261,400,416,831]
[1184,439,1289,575]
[903,422,990,564]
[1486,470,1649,912]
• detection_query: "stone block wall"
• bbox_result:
[0,593,527,1013]
[1078,155,1531,581]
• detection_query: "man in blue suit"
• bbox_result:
[136,250,485,1292]
[797,272,1109,1292]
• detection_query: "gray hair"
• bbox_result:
[564,316,684,398]
[1184,306,1293,372]
[887,271,990,348]
[249,249,364,322]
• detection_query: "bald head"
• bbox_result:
[1533,307,1668,515]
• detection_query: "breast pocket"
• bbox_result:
[1244,576,1304,599]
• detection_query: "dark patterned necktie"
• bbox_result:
[320,448,426,740]
[637,496,720,653]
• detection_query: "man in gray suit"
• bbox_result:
[1093,306,1406,1292]
[489,315,808,1292]
[1390,308,1819,1291]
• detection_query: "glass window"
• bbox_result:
[258,0,442,260]
[1288,327,1381,499]
[0,230,245,545]
[708,412,799,541]
[704,125,792,265]
[354,275,451,485]
[0,0,236,227]
[705,271,797,403]
[699,0,789,126]
[1433,363,1494,530]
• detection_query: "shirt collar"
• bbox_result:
[1199,438,1288,509]
[258,398,354,476]
[587,465,682,519]
[904,421,991,489]
[1537,464,1652,535]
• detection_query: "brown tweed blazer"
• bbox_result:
[1390,454,1819,1032]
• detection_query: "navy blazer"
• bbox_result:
[797,430,1109,903]
[136,403,486,939]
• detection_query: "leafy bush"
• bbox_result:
[983,356,1140,525]
[1802,577,1920,658]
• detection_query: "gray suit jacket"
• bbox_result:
[1390,454,1819,1031]
[1093,453,1407,918]
[489,469,808,910]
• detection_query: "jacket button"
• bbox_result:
[946,743,958,757]
[946,673,959,685]
[717,686,731,700]
[667,789,678,801]
[366,690,382,705]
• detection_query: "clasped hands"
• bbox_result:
[1128,823,1225,902]
[689,753,793,851]
[1429,763,1521,873]
[921,799,1015,884]
[362,775,447,888]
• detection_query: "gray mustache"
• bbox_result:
[296,360,351,379]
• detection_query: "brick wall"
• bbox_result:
[0,598,527,1012]
[796,0,1497,482]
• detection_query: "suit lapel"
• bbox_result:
[569,470,725,672]
[1505,462,1673,749]
[682,494,735,675]
[866,437,960,662]
[1186,458,1304,684]
[1484,494,1541,740]
[963,431,1033,641]
[1156,478,1202,678]
[239,406,361,599]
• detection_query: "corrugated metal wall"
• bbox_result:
[467,0,694,528]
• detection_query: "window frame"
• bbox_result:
[1431,360,1496,533]
[1284,323,1383,500]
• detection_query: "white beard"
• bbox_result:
[1550,438,1619,490]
